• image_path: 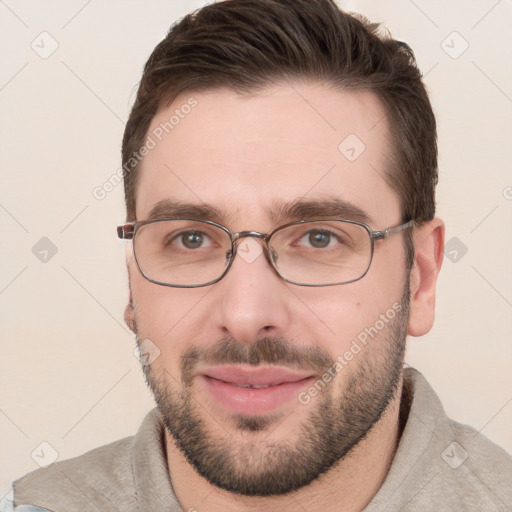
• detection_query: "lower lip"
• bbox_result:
[200,375,313,416]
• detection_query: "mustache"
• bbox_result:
[181,337,334,380]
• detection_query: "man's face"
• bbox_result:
[126,83,410,495]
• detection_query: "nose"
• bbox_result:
[214,237,292,344]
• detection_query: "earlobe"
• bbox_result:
[407,218,445,337]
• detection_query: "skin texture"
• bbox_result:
[124,82,444,511]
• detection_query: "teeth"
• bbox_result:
[235,383,273,389]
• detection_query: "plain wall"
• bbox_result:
[1,0,511,496]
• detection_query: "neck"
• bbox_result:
[165,378,404,512]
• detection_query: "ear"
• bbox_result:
[408,218,445,336]
[124,289,137,333]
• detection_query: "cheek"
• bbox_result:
[130,272,210,360]
[293,273,404,354]
[298,283,406,393]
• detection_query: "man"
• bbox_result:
[10,0,512,510]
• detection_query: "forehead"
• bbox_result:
[135,82,400,227]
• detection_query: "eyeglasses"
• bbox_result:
[117,218,413,288]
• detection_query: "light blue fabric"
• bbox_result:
[16,507,52,512]
[0,495,11,512]
[0,492,51,512]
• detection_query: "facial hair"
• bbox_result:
[135,284,410,497]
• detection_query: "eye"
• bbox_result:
[300,229,340,249]
[306,230,332,248]
[172,230,212,249]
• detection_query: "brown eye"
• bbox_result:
[307,230,332,248]
[180,232,204,249]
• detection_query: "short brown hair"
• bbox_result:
[122,0,437,265]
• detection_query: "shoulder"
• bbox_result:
[444,419,512,502]
[13,436,136,511]
[411,368,512,508]
[368,368,512,511]
[410,369,512,509]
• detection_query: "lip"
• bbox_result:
[197,365,315,416]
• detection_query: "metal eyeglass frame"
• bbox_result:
[117,218,414,288]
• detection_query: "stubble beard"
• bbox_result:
[136,284,410,497]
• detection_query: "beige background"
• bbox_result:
[1,0,511,497]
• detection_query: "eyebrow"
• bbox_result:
[267,197,373,225]
[144,197,373,226]
[146,200,228,223]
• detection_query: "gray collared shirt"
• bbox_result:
[10,368,512,511]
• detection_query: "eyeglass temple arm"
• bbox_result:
[372,220,414,240]
[117,223,135,240]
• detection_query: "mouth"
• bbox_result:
[197,365,316,416]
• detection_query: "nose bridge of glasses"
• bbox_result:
[231,231,269,252]
[232,230,267,241]
[231,231,277,264]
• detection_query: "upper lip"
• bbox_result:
[199,365,315,386]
